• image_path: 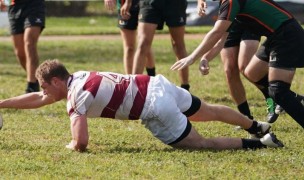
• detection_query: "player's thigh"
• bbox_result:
[137,22,157,46]
[238,40,260,72]
[221,46,239,72]
[188,100,217,122]
[120,28,137,48]
[269,67,295,83]
[244,55,268,82]
[24,26,41,44]
[169,26,186,45]
[12,34,25,52]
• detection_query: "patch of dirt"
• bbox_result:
[0,34,204,42]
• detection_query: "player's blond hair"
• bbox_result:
[36,59,70,84]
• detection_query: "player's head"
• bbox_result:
[36,59,70,84]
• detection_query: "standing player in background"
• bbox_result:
[132,0,190,91]
[171,0,304,128]
[0,0,45,93]
[104,0,156,76]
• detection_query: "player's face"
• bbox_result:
[40,79,61,101]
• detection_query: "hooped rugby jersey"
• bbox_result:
[67,71,150,120]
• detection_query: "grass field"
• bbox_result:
[0,17,304,179]
[0,16,212,36]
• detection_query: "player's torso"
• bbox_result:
[220,0,293,36]
[67,71,150,120]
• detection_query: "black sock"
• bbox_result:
[294,93,304,103]
[181,84,190,91]
[255,75,270,99]
[237,101,254,120]
[146,67,156,76]
[269,81,304,128]
[26,81,40,93]
[245,121,258,134]
[260,88,270,99]
[242,138,266,149]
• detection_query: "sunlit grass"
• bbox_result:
[0,31,304,179]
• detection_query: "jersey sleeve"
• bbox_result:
[218,0,240,22]
[67,86,94,120]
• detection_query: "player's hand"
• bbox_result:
[170,56,195,71]
[0,0,6,12]
[104,0,116,11]
[199,59,210,75]
[198,0,207,17]
[120,2,131,20]
[65,140,76,150]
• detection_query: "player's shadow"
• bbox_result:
[84,145,241,154]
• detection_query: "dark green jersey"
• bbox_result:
[218,0,293,37]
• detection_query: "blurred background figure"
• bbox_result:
[132,0,190,91]
[0,0,45,93]
[104,0,156,76]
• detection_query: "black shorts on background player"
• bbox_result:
[8,0,45,34]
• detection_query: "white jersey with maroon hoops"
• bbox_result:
[67,72,196,144]
[67,71,150,120]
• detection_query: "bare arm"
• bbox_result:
[0,92,56,109]
[199,33,228,75]
[197,0,207,16]
[66,115,89,152]
[120,0,132,20]
[170,20,232,71]
[201,33,228,61]
[104,0,116,11]
[0,0,6,11]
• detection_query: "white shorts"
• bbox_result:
[140,75,193,144]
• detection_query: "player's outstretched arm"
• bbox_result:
[170,20,231,71]
[0,92,56,109]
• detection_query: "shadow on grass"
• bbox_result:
[85,144,244,154]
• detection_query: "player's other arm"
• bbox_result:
[66,115,89,152]
[0,92,56,109]
[190,20,231,61]
[200,33,228,75]
[0,0,6,11]
[170,20,231,71]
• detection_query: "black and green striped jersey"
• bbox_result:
[218,0,293,37]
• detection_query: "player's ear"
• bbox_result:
[51,77,60,85]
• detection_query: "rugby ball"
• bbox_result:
[0,113,3,130]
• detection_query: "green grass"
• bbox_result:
[0,22,304,179]
[0,16,212,36]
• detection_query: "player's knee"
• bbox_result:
[243,67,260,82]
[269,80,291,104]
[224,65,239,80]
[169,125,206,149]
[239,64,247,75]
